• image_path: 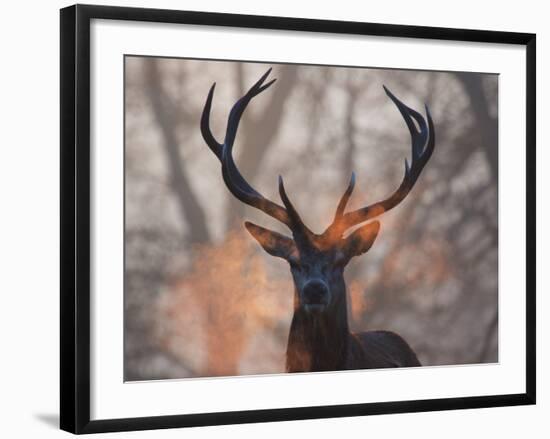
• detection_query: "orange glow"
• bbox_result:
[155,229,291,377]
[349,280,373,321]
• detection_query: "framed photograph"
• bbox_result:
[60,4,536,434]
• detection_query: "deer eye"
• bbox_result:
[288,256,300,269]
[321,264,331,275]
[333,250,347,268]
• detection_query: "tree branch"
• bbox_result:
[143,59,210,245]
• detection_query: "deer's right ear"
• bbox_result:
[244,221,297,260]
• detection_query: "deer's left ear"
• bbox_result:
[244,221,297,260]
[342,221,380,260]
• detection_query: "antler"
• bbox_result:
[201,68,313,239]
[325,86,435,238]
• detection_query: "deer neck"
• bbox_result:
[286,286,350,372]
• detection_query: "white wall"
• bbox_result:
[0,0,546,437]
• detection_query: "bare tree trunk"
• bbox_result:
[341,77,362,290]
[144,59,239,376]
[454,73,498,182]
[143,59,211,245]
[342,78,359,187]
[454,74,499,363]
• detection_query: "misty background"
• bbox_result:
[124,57,498,381]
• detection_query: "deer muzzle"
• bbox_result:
[301,279,330,312]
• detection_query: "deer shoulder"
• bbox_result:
[350,331,421,368]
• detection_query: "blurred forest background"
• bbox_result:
[124,57,498,381]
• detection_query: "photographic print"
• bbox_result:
[124,57,498,381]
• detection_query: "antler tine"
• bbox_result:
[200,83,223,160]
[201,68,294,229]
[201,73,274,197]
[383,86,432,186]
[201,69,276,160]
[221,70,278,199]
[322,172,356,239]
[220,149,290,225]
[278,176,314,240]
[224,68,276,151]
[334,172,356,220]
[328,87,435,236]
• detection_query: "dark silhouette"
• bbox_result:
[201,68,434,372]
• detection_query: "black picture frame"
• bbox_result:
[60,4,536,434]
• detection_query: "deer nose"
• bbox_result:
[302,280,330,306]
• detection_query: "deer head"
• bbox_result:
[201,68,434,315]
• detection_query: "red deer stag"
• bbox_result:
[200,68,434,372]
